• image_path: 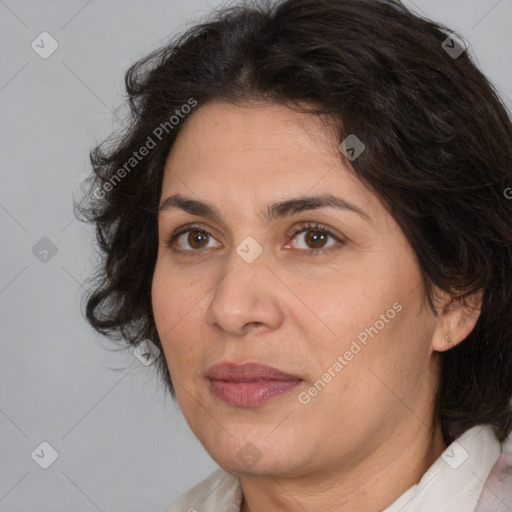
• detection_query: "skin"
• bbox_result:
[151,100,481,512]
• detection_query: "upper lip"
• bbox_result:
[206,362,302,382]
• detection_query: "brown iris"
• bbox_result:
[304,230,328,249]
[187,230,209,249]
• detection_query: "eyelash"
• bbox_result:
[165,222,345,257]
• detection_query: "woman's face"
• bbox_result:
[152,100,443,478]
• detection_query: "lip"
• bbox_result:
[207,361,302,381]
[207,361,303,407]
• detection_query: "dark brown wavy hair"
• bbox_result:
[77,0,512,444]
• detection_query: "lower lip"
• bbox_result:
[209,379,302,407]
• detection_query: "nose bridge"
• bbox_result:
[204,239,284,334]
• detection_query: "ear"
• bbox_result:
[431,289,483,352]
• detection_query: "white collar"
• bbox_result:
[383,424,501,512]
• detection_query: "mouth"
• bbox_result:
[206,361,303,407]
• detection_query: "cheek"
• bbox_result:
[151,257,197,327]
[305,277,379,348]
[151,262,188,360]
[151,259,208,372]
[151,262,175,331]
[306,267,423,381]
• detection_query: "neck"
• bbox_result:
[239,419,446,512]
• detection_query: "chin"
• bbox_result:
[203,430,306,477]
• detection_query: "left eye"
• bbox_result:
[286,225,342,252]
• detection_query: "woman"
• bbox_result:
[78,0,512,510]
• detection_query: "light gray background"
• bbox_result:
[1,1,511,511]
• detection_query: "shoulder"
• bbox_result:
[159,467,242,512]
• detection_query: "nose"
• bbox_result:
[204,248,285,337]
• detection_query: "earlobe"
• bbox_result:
[431,290,483,352]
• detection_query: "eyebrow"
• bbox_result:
[158,193,370,223]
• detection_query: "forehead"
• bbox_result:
[165,100,337,169]
[160,100,381,222]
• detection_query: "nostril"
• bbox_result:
[242,321,264,332]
